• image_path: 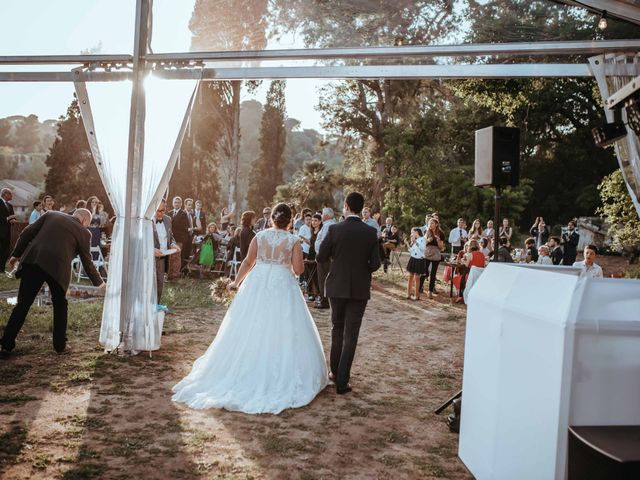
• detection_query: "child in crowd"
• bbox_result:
[536,245,553,265]
[406,227,426,301]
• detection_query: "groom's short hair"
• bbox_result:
[345,192,365,214]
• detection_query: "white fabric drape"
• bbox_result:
[75,76,197,352]
[589,54,640,217]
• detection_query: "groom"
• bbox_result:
[317,192,381,394]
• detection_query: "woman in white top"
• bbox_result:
[406,227,426,301]
[484,219,495,239]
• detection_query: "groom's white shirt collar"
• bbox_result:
[346,214,360,219]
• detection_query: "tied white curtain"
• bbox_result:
[589,54,640,217]
[75,76,197,352]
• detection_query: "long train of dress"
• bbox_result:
[172,231,328,414]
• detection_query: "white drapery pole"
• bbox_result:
[589,53,640,217]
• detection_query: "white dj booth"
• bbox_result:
[458,263,640,480]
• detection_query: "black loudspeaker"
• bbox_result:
[474,126,520,187]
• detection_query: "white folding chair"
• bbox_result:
[91,246,108,277]
[227,247,242,280]
[70,247,108,284]
[390,247,405,275]
[209,246,227,276]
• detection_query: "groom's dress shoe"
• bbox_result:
[336,384,352,395]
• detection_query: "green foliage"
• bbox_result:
[44,98,111,211]
[247,80,288,210]
[274,160,340,212]
[170,83,222,212]
[597,170,640,262]
[189,0,269,211]
[381,111,533,235]
[451,1,633,226]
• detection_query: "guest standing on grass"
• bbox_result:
[549,236,564,265]
[0,209,106,357]
[153,200,180,307]
[420,217,444,299]
[0,188,17,272]
[562,220,580,265]
[406,227,426,301]
[499,218,513,247]
[448,218,468,255]
[239,211,256,261]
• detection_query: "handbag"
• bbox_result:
[443,265,453,283]
[425,245,442,261]
[198,239,215,267]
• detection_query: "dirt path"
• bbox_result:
[0,283,471,479]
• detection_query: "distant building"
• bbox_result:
[0,179,39,221]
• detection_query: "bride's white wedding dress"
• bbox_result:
[172,228,328,414]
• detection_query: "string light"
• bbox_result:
[598,11,608,30]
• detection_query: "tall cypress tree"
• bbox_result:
[246,80,287,210]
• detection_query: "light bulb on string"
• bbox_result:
[598,11,608,30]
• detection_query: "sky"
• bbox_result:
[0,0,325,131]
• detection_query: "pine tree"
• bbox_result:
[246,80,287,210]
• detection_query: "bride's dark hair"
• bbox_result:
[271,203,292,229]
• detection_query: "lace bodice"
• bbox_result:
[256,228,298,266]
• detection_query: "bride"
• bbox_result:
[172,203,328,414]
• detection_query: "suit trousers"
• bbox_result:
[155,257,167,303]
[1,263,68,352]
[316,260,330,303]
[329,297,368,389]
[0,234,9,271]
[419,259,440,293]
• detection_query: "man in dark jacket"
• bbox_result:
[561,221,580,265]
[316,192,381,394]
[0,188,17,272]
[169,196,190,270]
[1,209,105,356]
[549,236,564,265]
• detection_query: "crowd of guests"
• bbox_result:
[2,187,606,312]
[402,214,604,304]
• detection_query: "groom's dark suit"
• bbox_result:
[316,216,381,392]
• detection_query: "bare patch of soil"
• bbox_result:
[0,281,470,479]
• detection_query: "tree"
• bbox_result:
[170,83,222,212]
[189,0,268,213]
[452,0,640,226]
[274,160,341,212]
[246,80,287,210]
[597,170,640,263]
[13,114,42,153]
[0,119,11,147]
[44,97,110,209]
[273,0,461,206]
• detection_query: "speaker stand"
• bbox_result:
[494,185,502,258]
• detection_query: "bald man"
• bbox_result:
[1,209,105,356]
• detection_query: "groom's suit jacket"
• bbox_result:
[316,216,381,300]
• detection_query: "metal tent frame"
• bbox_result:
[2,0,639,349]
